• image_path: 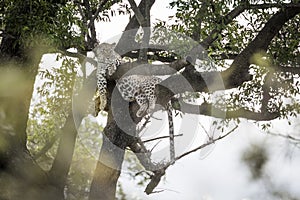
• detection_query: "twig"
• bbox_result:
[135,170,152,177]
[267,132,300,143]
[142,134,183,143]
[198,121,211,140]
[175,125,238,161]
[150,140,162,152]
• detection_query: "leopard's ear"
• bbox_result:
[94,41,100,48]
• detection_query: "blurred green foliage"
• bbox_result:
[0,0,84,51]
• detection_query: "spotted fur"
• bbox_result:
[94,43,121,113]
[117,75,175,163]
[167,103,175,164]
[117,75,162,117]
[94,47,175,163]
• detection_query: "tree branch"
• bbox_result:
[199,3,247,49]
[267,131,300,143]
[200,2,300,49]
[33,133,60,159]
[142,125,239,194]
[174,125,238,161]
[139,3,300,75]
[129,137,167,195]
[115,0,156,55]
[222,6,300,88]
[274,64,300,74]
[90,0,111,25]
[49,111,78,191]
[142,134,183,143]
[129,138,162,171]
[127,0,146,26]
[248,3,300,10]
[173,101,280,121]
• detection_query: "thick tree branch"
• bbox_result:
[248,3,300,9]
[274,64,300,74]
[123,0,155,31]
[200,2,300,49]
[49,111,77,190]
[89,120,127,200]
[127,0,146,26]
[222,6,300,88]
[115,0,155,55]
[169,3,300,73]
[123,51,177,62]
[129,138,167,195]
[140,0,151,62]
[84,0,97,48]
[127,0,151,62]
[154,73,280,121]
[173,101,280,121]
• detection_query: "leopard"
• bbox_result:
[94,42,121,114]
[117,75,176,163]
[94,44,176,163]
[116,75,162,117]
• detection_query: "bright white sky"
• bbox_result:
[89,1,300,200]
[120,118,300,200]
[96,0,174,42]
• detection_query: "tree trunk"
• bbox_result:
[88,75,141,199]
[88,125,125,200]
[88,109,128,200]
[48,72,97,195]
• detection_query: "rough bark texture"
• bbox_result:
[222,6,300,88]
[89,79,138,200]
[88,120,125,200]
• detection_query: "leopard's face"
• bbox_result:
[94,43,116,60]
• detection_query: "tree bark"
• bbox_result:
[48,112,78,196]
[88,123,125,200]
[88,113,128,200]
